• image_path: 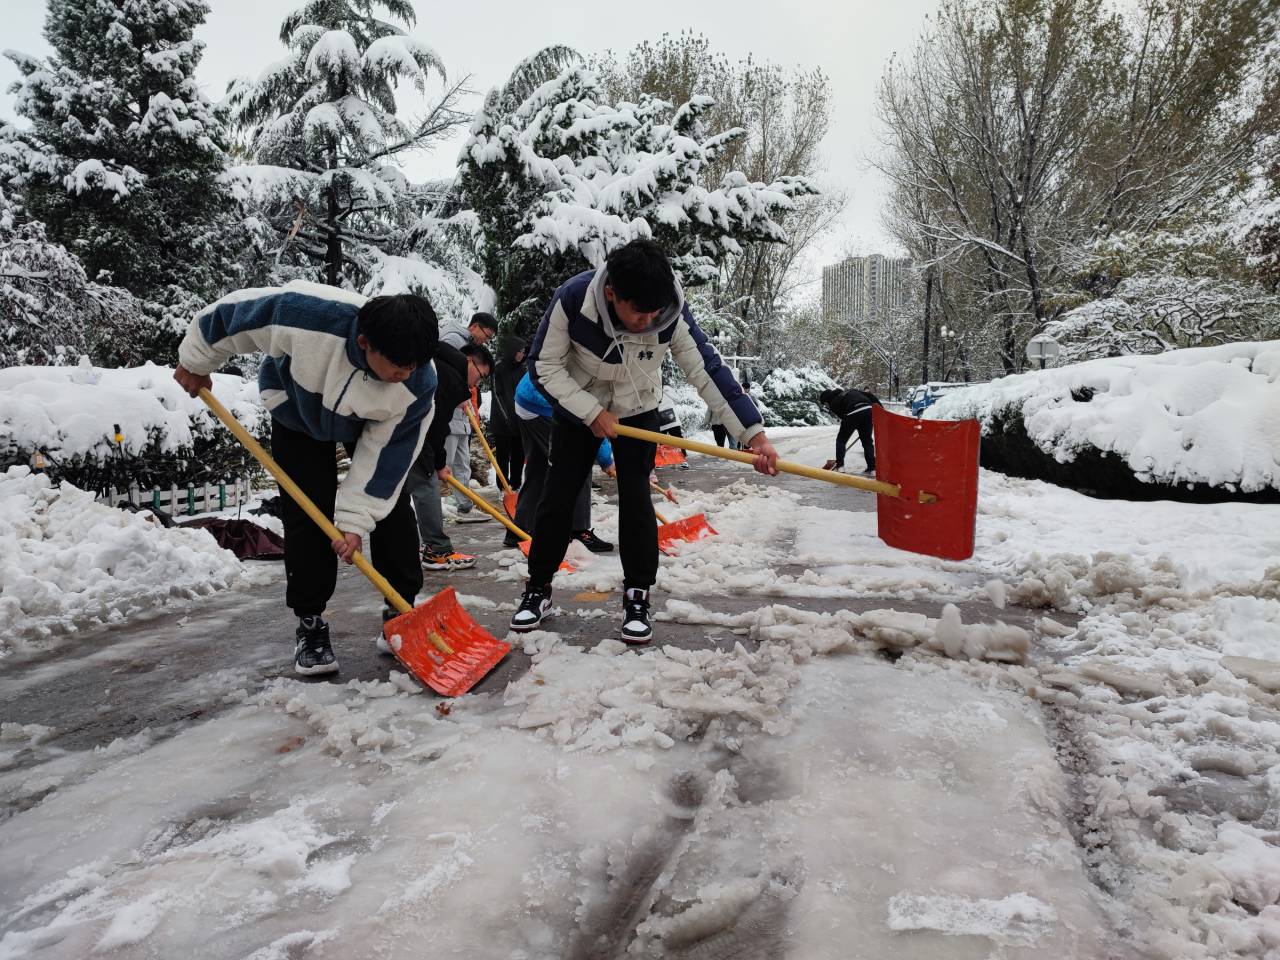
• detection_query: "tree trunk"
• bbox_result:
[324,145,341,287]
[921,268,933,383]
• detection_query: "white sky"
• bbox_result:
[1,0,933,296]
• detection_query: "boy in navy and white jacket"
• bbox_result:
[173,280,439,677]
[510,239,780,643]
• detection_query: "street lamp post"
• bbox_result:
[939,324,957,380]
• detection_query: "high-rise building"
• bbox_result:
[822,254,912,324]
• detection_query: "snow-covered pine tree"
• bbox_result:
[224,0,469,290]
[2,0,233,305]
[457,67,816,337]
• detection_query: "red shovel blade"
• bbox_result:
[872,406,980,561]
[656,513,717,552]
[383,586,510,697]
[502,490,518,519]
[655,444,686,468]
[517,538,575,573]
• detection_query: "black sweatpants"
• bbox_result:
[527,410,660,590]
[493,431,524,489]
[515,415,592,537]
[835,409,875,470]
[271,419,422,619]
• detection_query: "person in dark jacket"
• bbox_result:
[404,342,494,575]
[489,335,527,490]
[819,387,883,474]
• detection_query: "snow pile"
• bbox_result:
[927,341,1280,493]
[0,361,264,467]
[0,466,244,653]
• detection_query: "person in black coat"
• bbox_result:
[489,335,527,490]
[819,387,883,474]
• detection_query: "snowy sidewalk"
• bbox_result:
[2,426,1279,957]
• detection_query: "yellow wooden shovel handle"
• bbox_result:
[464,402,512,494]
[445,474,530,541]
[614,424,906,498]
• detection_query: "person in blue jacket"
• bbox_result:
[510,371,614,553]
[173,281,438,677]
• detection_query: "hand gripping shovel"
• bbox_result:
[198,388,511,696]
[464,402,518,519]
[615,406,980,561]
[444,475,575,573]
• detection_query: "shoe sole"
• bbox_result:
[422,561,477,571]
[455,515,490,524]
[620,631,652,645]
[295,660,340,676]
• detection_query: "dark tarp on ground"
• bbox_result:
[179,517,285,560]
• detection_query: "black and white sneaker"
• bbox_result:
[510,585,553,632]
[573,529,614,553]
[295,615,339,676]
[620,587,653,644]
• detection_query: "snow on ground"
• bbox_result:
[2,424,1280,956]
[926,341,1280,493]
[0,466,268,657]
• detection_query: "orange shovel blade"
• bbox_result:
[502,490,518,519]
[656,513,716,552]
[382,586,510,697]
[654,444,686,468]
[517,538,575,573]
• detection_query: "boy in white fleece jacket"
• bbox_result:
[173,280,439,677]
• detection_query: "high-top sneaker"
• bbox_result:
[510,584,553,632]
[620,587,652,644]
[295,615,338,676]
[573,529,614,553]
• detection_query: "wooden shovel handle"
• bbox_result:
[614,424,904,498]
[198,388,413,614]
[445,475,530,541]
[464,402,512,494]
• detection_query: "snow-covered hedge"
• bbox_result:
[927,341,1280,499]
[0,361,267,493]
[756,365,839,427]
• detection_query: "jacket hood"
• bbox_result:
[499,335,527,363]
[588,265,685,339]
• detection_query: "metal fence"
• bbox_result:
[98,476,256,517]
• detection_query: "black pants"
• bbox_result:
[494,431,524,489]
[835,410,875,470]
[528,411,660,590]
[712,424,730,448]
[271,419,422,618]
[515,415,592,536]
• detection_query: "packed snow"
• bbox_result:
[927,340,1280,493]
[2,426,1279,957]
[0,466,257,654]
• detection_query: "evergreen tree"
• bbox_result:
[3,0,233,303]
[224,0,470,289]
[457,67,815,337]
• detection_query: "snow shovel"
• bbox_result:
[653,507,717,553]
[654,443,686,468]
[464,402,518,518]
[444,475,575,573]
[198,388,510,696]
[650,479,679,504]
[615,407,980,561]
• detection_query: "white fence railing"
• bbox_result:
[98,476,256,517]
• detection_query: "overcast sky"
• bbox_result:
[1,0,936,296]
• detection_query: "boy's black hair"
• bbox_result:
[358,295,438,368]
[469,311,499,335]
[819,388,841,408]
[461,341,495,373]
[605,238,677,312]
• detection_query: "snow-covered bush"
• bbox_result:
[928,342,1280,500]
[756,365,840,426]
[0,363,267,494]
